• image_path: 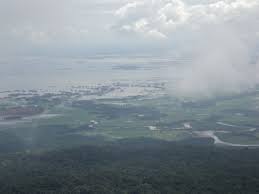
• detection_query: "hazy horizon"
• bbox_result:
[1,0,259,98]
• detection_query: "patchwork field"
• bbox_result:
[0,83,258,153]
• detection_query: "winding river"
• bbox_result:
[195,130,259,147]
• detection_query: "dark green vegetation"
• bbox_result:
[2,88,259,147]
[0,131,25,153]
[0,85,259,193]
[1,138,259,194]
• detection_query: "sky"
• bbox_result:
[0,0,258,56]
[0,0,259,97]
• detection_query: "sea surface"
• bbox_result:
[0,56,184,92]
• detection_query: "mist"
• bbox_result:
[171,25,257,99]
[111,0,259,99]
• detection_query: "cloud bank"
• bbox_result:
[115,0,259,98]
[114,0,258,39]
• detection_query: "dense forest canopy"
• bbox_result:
[1,138,259,194]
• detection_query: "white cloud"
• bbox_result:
[0,0,258,57]
[114,0,259,97]
[114,0,259,38]
[115,1,145,17]
[157,0,189,27]
[148,29,167,39]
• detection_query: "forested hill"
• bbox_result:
[1,138,259,194]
